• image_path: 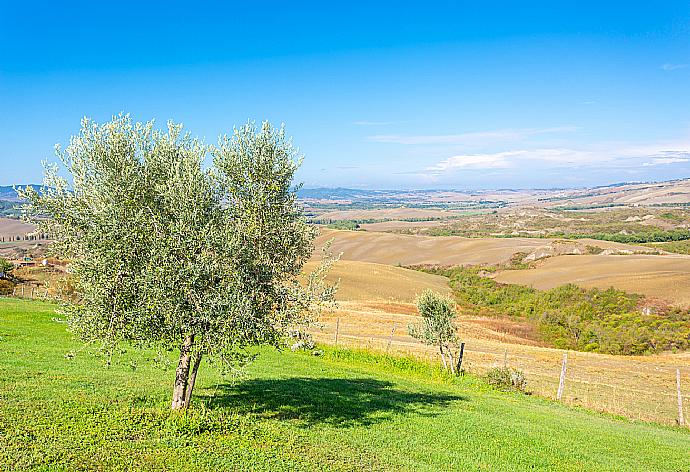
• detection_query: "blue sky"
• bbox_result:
[1,1,690,189]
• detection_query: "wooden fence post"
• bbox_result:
[386,323,396,352]
[503,348,508,368]
[334,317,340,346]
[456,342,465,373]
[677,369,685,427]
[557,352,568,401]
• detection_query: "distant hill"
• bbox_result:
[0,185,38,218]
[0,186,19,202]
[0,185,40,203]
[297,187,389,200]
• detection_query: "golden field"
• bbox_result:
[495,253,690,306]
[307,258,690,425]
[302,260,450,303]
[306,229,690,425]
[314,228,653,266]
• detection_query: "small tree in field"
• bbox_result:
[20,115,335,409]
[408,290,461,374]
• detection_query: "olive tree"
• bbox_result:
[408,289,461,374]
[20,115,334,409]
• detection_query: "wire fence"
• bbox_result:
[3,290,688,427]
[311,311,690,427]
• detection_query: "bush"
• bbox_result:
[486,367,528,393]
[0,279,15,295]
[0,257,12,274]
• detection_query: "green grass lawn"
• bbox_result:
[0,298,688,471]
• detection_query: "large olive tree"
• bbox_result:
[20,115,334,409]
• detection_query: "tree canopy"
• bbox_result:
[408,289,461,374]
[20,115,335,408]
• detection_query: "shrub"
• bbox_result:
[486,367,528,393]
[0,279,15,295]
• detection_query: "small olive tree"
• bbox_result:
[408,289,461,374]
[20,115,335,409]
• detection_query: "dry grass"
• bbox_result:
[495,253,690,306]
[303,260,450,303]
[314,229,653,266]
[304,255,690,425]
[314,207,469,221]
[312,300,690,425]
[0,217,34,239]
[359,220,449,231]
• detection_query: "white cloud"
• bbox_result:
[643,157,690,166]
[424,144,690,175]
[426,151,525,172]
[661,63,688,71]
[369,126,578,145]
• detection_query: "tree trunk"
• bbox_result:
[447,347,456,375]
[439,344,447,371]
[171,334,194,410]
[182,351,203,409]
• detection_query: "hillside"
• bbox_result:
[1,299,688,471]
[301,179,690,212]
[303,260,450,302]
[314,229,653,267]
[495,253,690,306]
[0,217,34,240]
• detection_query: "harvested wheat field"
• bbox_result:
[495,254,690,306]
[306,261,690,425]
[314,229,652,266]
[314,207,469,221]
[0,217,34,239]
[358,219,449,232]
[311,300,690,425]
[303,260,450,302]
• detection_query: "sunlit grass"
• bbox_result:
[1,298,688,471]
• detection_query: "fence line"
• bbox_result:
[310,317,690,427]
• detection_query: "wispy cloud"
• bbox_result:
[642,151,690,166]
[643,157,689,166]
[368,126,577,145]
[661,63,688,71]
[423,144,690,175]
[425,148,596,174]
[426,151,524,172]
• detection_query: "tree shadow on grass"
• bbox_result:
[200,377,466,427]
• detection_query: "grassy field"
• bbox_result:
[312,300,690,425]
[1,298,689,471]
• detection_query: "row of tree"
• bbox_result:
[0,234,49,242]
